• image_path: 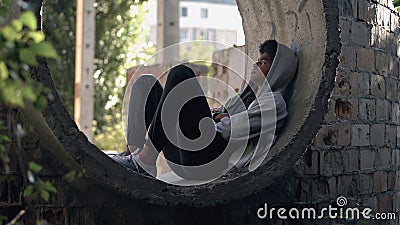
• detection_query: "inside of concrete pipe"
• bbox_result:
[39,0,339,206]
[237,0,332,160]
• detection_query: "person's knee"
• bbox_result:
[131,74,162,94]
[168,64,196,82]
[135,74,158,86]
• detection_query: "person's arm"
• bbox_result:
[215,92,285,142]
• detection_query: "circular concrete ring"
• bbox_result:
[35,0,340,206]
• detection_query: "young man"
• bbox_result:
[112,40,298,179]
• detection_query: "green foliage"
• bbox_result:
[23,180,57,202]
[24,161,57,202]
[0,215,24,225]
[0,120,10,169]
[180,40,215,78]
[0,215,7,225]
[42,0,76,114]
[93,113,125,151]
[0,8,58,175]
[0,11,57,108]
[0,6,58,224]
[43,0,154,151]
[180,41,215,63]
[394,0,400,11]
[0,215,23,225]
[93,1,154,150]
[0,0,11,20]
[28,161,43,172]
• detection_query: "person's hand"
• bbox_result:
[213,113,229,122]
[117,147,131,156]
[127,145,141,155]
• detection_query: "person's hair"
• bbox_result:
[259,40,278,61]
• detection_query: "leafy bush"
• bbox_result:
[0,3,58,224]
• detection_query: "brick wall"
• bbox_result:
[262,0,400,224]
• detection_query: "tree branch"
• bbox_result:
[6,210,25,225]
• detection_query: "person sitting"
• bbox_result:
[111,40,298,180]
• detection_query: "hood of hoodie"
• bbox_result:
[216,42,298,170]
[265,43,298,93]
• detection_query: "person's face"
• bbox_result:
[250,52,273,85]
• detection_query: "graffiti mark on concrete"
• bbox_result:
[286,10,299,34]
[266,21,276,39]
[306,11,313,39]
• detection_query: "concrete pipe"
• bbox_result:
[30,0,340,207]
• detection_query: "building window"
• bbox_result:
[200,8,208,19]
[180,29,189,41]
[181,7,188,17]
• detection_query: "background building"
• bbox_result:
[147,0,245,50]
[207,45,247,107]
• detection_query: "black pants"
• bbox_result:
[127,65,228,169]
